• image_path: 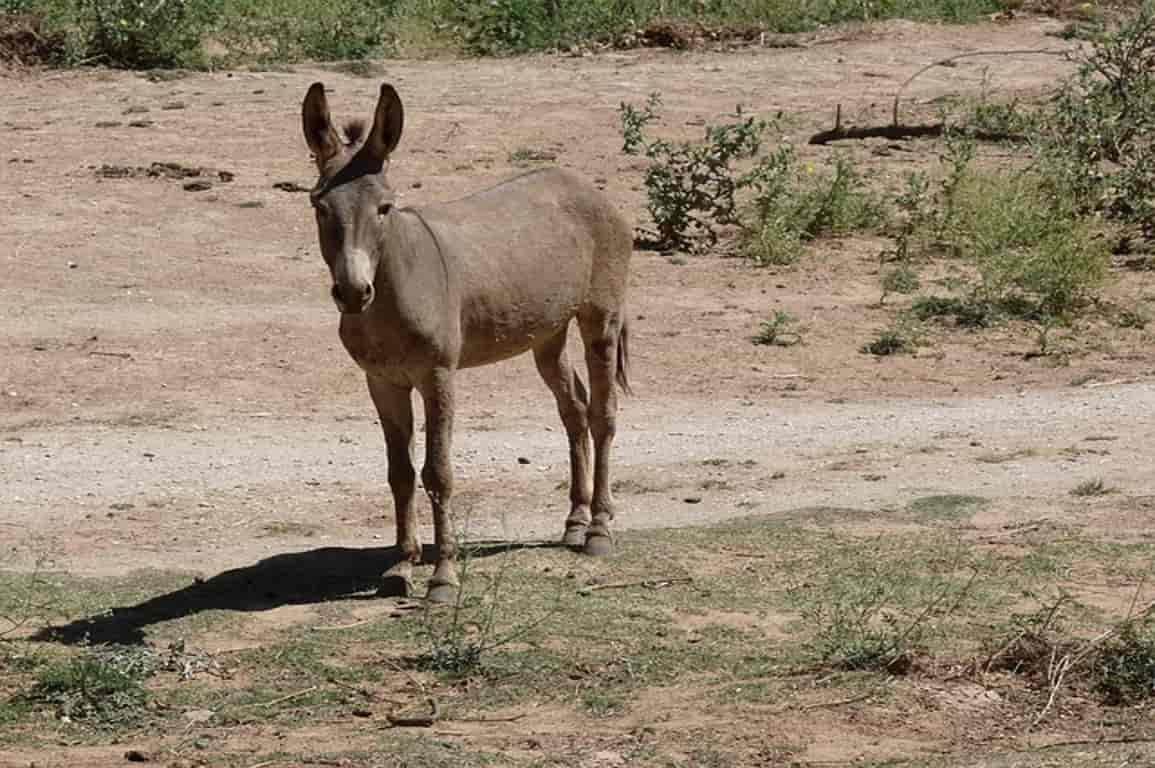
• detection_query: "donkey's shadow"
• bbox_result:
[36,540,559,646]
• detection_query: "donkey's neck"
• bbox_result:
[372,208,452,319]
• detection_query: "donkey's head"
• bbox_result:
[302,82,404,315]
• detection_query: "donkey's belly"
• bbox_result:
[457,308,576,369]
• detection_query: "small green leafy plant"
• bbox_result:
[753,310,802,347]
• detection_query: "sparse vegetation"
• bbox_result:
[1071,478,1110,497]
[3,0,1012,69]
[787,539,981,673]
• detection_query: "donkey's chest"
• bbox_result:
[338,315,438,379]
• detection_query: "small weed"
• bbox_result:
[753,310,802,347]
[619,92,661,156]
[862,322,916,356]
[1070,478,1110,497]
[1115,307,1149,329]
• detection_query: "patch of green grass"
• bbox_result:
[880,264,920,302]
[28,653,149,725]
[907,494,988,522]
[910,295,994,329]
[508,146,558,165]
[581,688,627,717]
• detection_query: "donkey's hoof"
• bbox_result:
[378,574,414,598]
[583,533,614,557]
[562,524,588,550]
[425,582,458,604]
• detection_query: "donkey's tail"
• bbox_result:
[616,319,632,396]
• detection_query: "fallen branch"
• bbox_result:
[891,48,1071,126]
[386,697,440,727]
[577,576,693,596]
[809,121,1023,146]
[810,47,1071,146]
[89,350,133,359]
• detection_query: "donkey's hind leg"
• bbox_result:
[533,325,593,549]
[578,309,622,557]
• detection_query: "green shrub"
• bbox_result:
[210,0,395,63]
[635,107,767,251]
[861,326,914,356]
[910,295,993,328]
[1036,2,1155,231]
[743,149,885,266]
[1094,621,1155,705]
[74,0,214,68]
[947,169,1112,319]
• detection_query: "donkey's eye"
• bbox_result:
[377,203,393,218]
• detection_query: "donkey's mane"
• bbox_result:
[342,119,367,147]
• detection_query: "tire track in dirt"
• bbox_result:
[3,382,1151,574]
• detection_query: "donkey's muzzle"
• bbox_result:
[331,282,375,314]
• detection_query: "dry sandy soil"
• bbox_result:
[3,14,1155,767]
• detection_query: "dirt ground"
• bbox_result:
[3,14,1155,767]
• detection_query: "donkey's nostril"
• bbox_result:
[331,282,373,313]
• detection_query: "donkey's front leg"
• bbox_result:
[420,367,459,604]
[367,375,420,597]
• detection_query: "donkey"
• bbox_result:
[301,83,633,602]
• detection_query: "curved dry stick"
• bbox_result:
[891,48,1072,126]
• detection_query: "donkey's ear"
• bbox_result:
[366,83,404,165]
[302,82,342,169]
